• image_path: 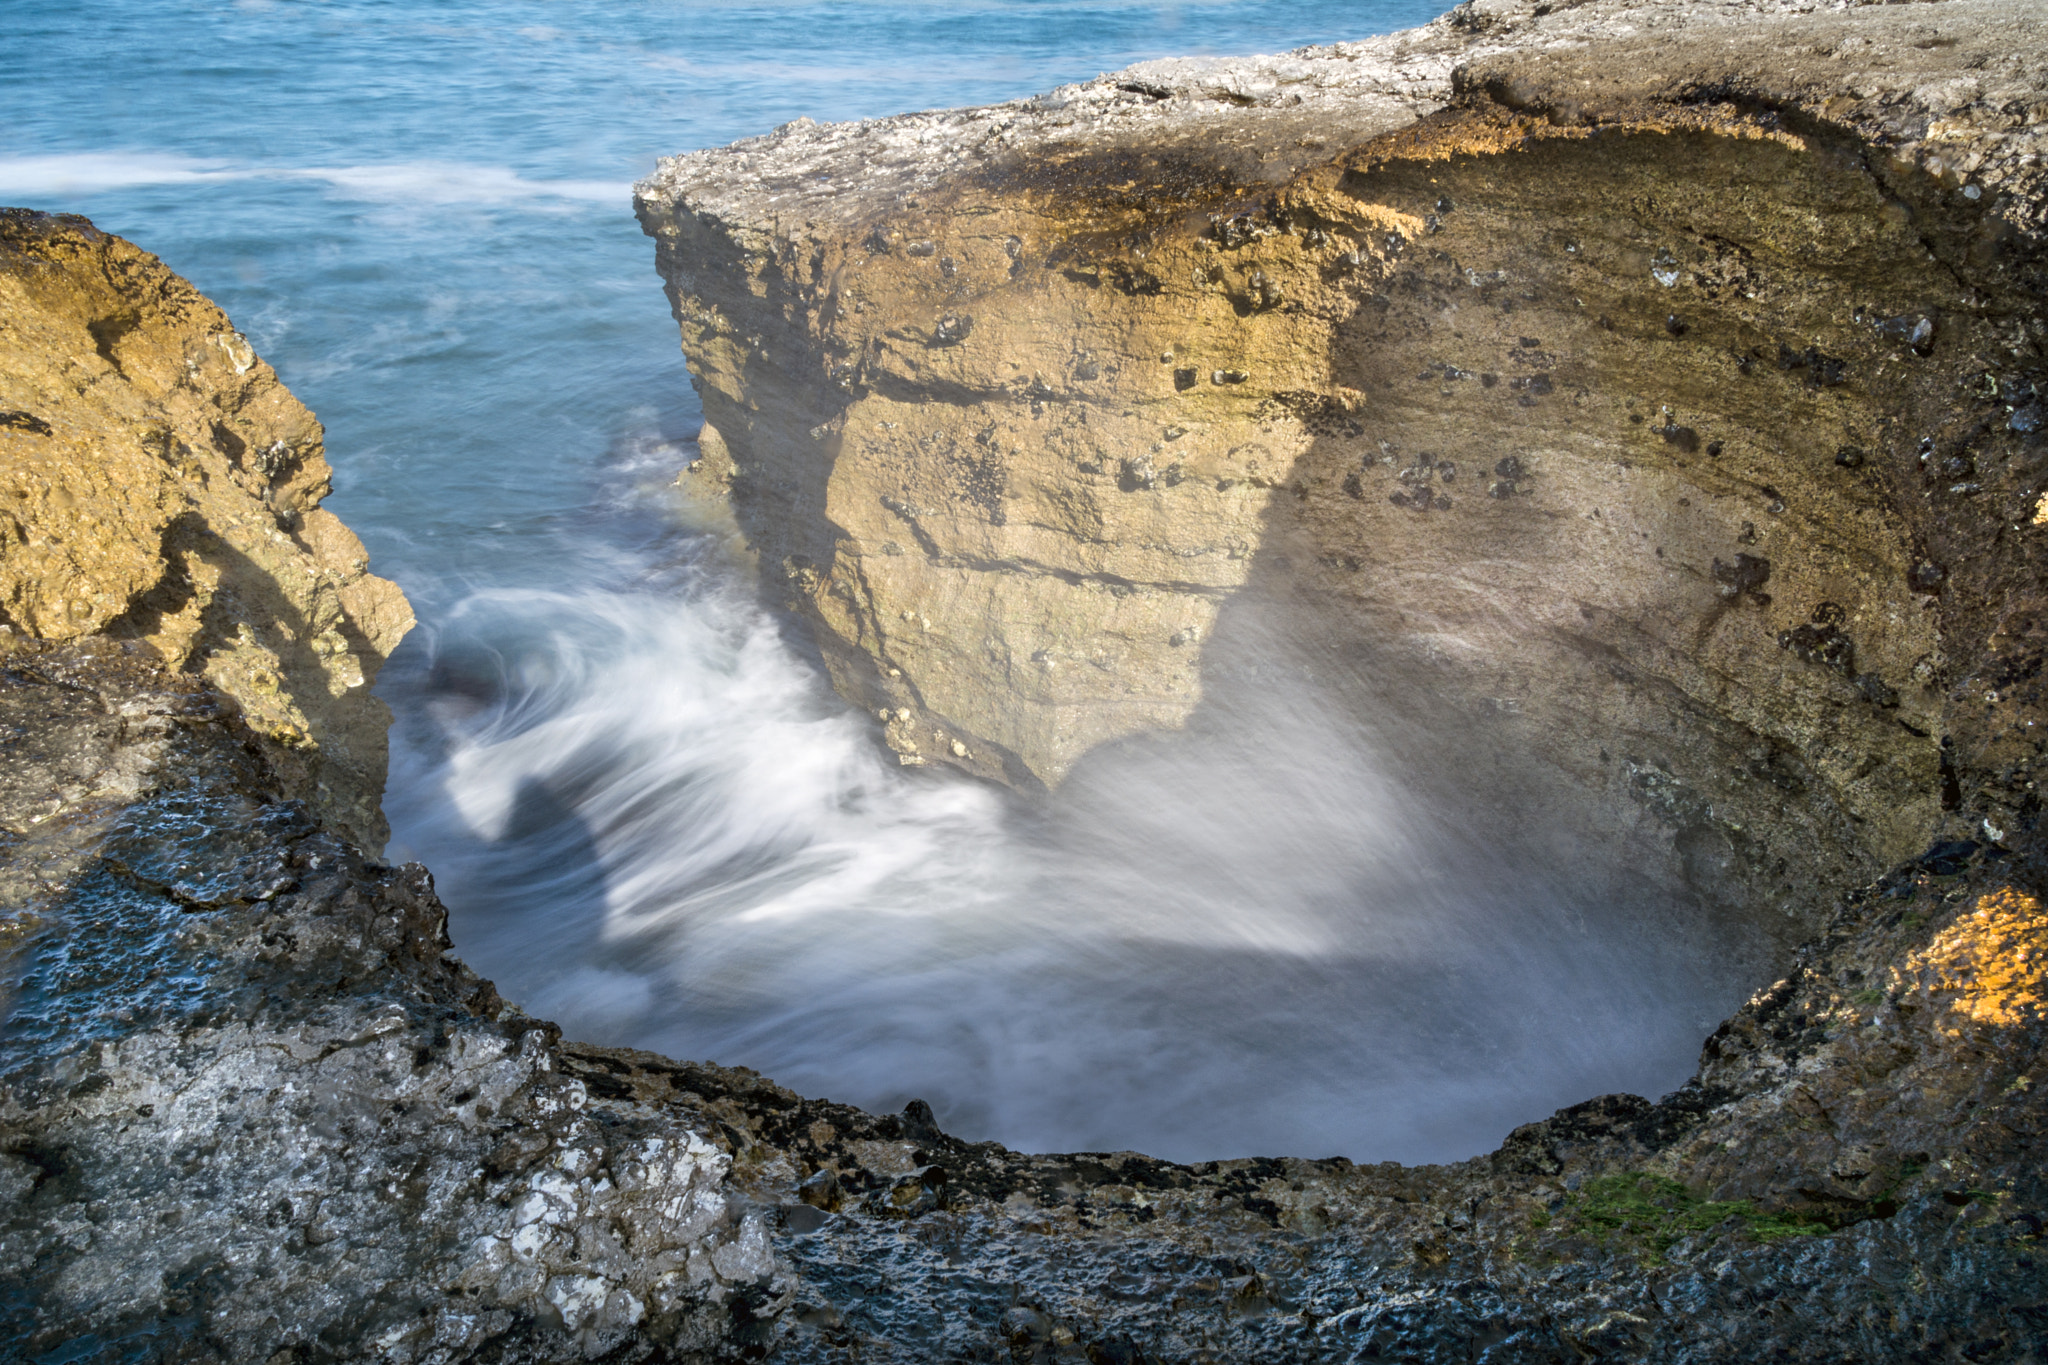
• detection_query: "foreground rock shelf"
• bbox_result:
[2,0,2045,1358]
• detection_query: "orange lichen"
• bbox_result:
[1336,105,1805,177]
[1897,887,2048,1029]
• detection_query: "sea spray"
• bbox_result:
[385,472,1755,1162]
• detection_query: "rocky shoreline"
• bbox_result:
[5,0,2048,1357]
[1,615,2041,1360]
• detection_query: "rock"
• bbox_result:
[0,641,784,1362]
[636,0,2046,944]
[616,3,2048,1348]
[795,1168,841,1211]
[0,209,412,849]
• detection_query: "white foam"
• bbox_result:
[384,543,1752,1163]
[0,152,241,198]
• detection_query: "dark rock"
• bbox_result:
[1711,552,1771,598]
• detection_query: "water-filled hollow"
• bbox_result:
[384,122,1987,1165]
[8,0,2008,1170]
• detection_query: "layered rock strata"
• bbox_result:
[637,0,2048,938]
[1,209,412,850]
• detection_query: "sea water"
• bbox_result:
[1,0,1760,1163]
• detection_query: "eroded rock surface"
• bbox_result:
[637,0,2048,936]
[0,210,412,849]
[2,627,2044,1359]
[0,642,789,1362]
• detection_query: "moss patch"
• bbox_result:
[1561,1173,1832,1261]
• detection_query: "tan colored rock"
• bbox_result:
[0,209,412,849]
[639,0,2047,932]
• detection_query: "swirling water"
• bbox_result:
[4,0,1763,1162]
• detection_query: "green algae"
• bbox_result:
[1560,1173,1832,1261]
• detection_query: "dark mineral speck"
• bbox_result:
[1856,673,1901,707]
[1779,608,1854,673]
[1908,560,1948,593]
[1712,552,1771,598]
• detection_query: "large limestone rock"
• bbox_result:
[0,209,412,848]
[637,0,2047,938]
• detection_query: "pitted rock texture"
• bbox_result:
[0,209,413,849]
[4,4,2048,1359]
[531,845,2048,1364]
[0,643,788,1363]
[637,0,2047,936]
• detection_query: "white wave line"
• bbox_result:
[0,152,625,205]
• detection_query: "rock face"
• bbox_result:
[1,210,413,850]
[0,642,792,1362]
[637,0,2047,939]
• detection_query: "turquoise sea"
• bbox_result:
[2,0,1766,1163]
